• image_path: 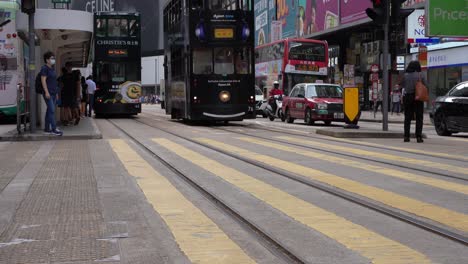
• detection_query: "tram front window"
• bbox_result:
[193,49,213,75]
[214,48,234,75]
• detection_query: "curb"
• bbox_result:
[0,119,103,142]
[359,118,433,126]
[316,128,427,139]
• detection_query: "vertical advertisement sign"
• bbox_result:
[419,46,428,69]
[297,0,339,37]
[255,0,269,46]
[340,0,372,25]
[271,21,282,42]
[276,0,296,38]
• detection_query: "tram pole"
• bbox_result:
[382,0,390,131]
[28,12,36,133]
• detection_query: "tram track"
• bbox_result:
[240,121,468,164]
[213,125,468,183]
[131,114,468,246]
[141,112,468,182]
[106,118,304,264]
[143,111,468,164]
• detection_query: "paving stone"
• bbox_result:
[50,238,120,263]
[0,142,39,192]
[0,141,119,263]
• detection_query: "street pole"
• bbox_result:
[28,12,36,133]
[382,0,390,131]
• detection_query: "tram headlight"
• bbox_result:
[219,91,231,103]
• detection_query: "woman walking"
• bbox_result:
[399,61,426,143]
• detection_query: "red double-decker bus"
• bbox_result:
[255,38,329,96]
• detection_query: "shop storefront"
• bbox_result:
[426,45,468,99]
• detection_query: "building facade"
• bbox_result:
[38,0,164,53]
[254,0,468,109]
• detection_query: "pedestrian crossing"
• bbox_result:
[238,137,468,195]
[109,139,255,264]
[275,136,468,176]
[152,138,430,264]
[323,136,468,162]
[197,138,468,233]
[109,136,467,264]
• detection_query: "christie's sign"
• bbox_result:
[97,40,139,46]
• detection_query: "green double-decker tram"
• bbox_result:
[93,12,142,116]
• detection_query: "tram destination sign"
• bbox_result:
[426,0,468,37]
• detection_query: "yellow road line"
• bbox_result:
[197,138,468,233]
[153,138,430,264]
[276,136,468,175]
[241,137,468,195]
[321,136,468,162]
[108,139,255,264]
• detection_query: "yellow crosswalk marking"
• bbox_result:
[327,137,468,162]
[239,137,468,195]
[197,138,468,233]
[108,139,255,264]
[276,136,468,175]
[153,138,430,264]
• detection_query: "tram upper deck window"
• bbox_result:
[108,19,128,37]
[214,48,234,75]
[191,0,203,9]
[209,0,251,11]
[129,19,139,37]
[96,19,106,37]
[193,48,213,75]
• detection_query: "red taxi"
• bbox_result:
[282,83,344,125]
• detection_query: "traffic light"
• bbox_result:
[391,0,415,25]
[366,0,388,25]
[21,0,35,14]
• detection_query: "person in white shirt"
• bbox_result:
[85,75,97,117]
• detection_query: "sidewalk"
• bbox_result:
[359,111,432,125]
[0,117,102,141]
[0,140,173,263]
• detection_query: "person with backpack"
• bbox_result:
[39,51,62,136]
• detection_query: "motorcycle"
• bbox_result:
[261,94,285,122]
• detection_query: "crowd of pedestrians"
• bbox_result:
[39,51,96,136]
[140,94,160,104]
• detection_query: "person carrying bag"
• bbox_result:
[415,73,429,102]
[399,61,427,143]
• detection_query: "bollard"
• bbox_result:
[343,86,360,129]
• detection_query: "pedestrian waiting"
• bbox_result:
[40,51,63,136]
[399,61,427,143]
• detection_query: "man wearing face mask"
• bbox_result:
[40,51,63,136]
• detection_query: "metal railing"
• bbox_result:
[16,83,30,134]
